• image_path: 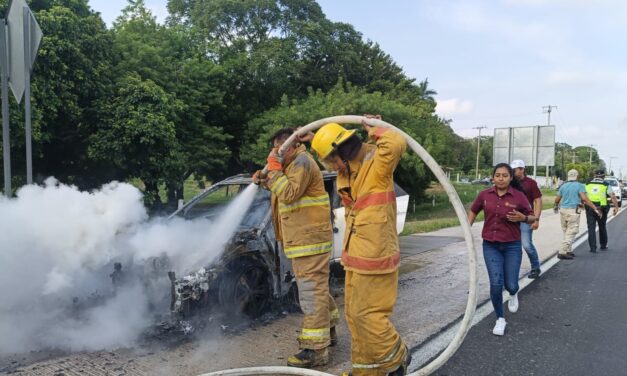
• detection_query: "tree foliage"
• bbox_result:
[106,0,231,205]
[241,82,469,200]
[89,74,183,207]
[3,0,585,209]
[166,0,417,174]
[0,0,115,187]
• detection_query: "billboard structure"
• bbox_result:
[493,126,555,178]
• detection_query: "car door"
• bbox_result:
[331,206,345,261]
[394,183,409,234]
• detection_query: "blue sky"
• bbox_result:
[90,0,627,177]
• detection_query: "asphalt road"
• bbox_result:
[435,211,627,376]
[400,235,464,256]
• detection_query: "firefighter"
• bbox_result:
[253,128,339,368]
[309,116,410,376]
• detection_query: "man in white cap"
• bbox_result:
[510,159,542,278]
[554,169,600,259]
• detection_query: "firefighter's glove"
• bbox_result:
[252,170,267,185]
[266,148,283,172]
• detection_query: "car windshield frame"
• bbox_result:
[175,181,271,230]
[604,179,618,187]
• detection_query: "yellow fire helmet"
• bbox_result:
[311,123,356,159]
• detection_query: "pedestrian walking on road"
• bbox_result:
[585,169,619,253]
[510,159,543,278]
[309,115,411,376]
[468,163,537,336]
[554,169,600,259]
[253,128,339,368]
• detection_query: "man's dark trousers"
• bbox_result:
[586,205,609,250]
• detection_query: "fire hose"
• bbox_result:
[200,115,478,376]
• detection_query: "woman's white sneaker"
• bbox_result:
[508,293,519,313]
[492,318,507,336]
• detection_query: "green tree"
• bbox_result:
[166,0,422,175]
[112,0,231,205]
[566,163,592,182]
[0,0,116,188]
[241,82,460,201]
[88,74,183,209]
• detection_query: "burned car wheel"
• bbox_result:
[218,259,271,318]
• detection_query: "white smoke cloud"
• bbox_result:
[0,178,259,355]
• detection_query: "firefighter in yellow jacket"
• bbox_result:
[253,128,339,368]
[309,116,410,376]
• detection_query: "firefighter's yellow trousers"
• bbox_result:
[345,269,407,376]
[292,251,339,350]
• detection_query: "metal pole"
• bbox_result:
[475,133,481,180]
[609,157,616,175]
[23,7,32,184]
[0,20,10,197]
[588,144,596,165]
[560,149,564,179]
[473,126,486,180]
[532,126,540,180]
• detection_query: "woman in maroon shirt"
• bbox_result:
[468,163,537,336]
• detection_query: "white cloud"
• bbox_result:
[436,98,474,117]
[503,0,627,8]
[546,70,627,88]
[427,1,578,65]
[502,0,549,5]
[439,2,555,40]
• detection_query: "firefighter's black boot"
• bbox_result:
[387,346,412,376]
[330,326,338,346]
[287,348,329,368]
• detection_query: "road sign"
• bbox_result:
[493,126,556,167]
[6,0,42,103]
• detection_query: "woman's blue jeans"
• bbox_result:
[483,240,522,318]
[520,222,541,270]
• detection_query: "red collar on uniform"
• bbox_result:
[487,185,515,196]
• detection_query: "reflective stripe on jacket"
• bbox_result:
[337,128,407,274]
[266,145,333,259]
[586,181,608,206]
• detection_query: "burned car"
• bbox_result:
[167,172,409,318]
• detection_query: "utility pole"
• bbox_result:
[609,156,617,175]
[588,144,596,165]
[540,105,557,182]
[542,105,558,125]
[560,148,565,179]
[473,126,487,180]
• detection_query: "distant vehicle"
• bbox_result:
[603,177,622,207]
[471,177,492,186]
[165,172,409,318]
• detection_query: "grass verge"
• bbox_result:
[402,183,556,235]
